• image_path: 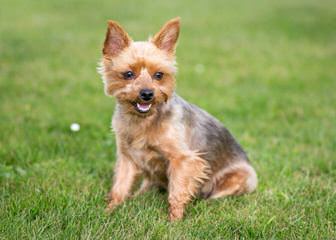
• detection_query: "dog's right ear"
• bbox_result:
[103,21,131,59]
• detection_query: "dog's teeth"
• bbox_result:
[136,103,151,112]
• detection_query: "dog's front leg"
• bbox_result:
[167,169,191,221]
[106,153,140,212]
[164,148,210,221]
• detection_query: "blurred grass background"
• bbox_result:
[0,0,335,239]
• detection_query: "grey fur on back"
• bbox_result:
[172,94,248,169]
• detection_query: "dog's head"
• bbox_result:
[99,18,180,117]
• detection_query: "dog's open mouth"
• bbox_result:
[135,102,152,113]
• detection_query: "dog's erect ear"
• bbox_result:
[103,20,131,58]
[152,17,180,55]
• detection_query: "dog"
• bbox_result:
[98,17,257,221]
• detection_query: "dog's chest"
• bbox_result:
[131,146,166,170]
[114,114,170,178]
[123,130,168,177]
[128,144,168,178]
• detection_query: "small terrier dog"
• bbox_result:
[98,17,257,221]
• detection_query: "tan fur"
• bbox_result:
[103,20,131,58]
[99,18,257,221]
[208,162,258,199]
[152,17,180,55]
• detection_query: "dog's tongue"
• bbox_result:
[136,103,151,112]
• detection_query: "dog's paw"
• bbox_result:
[168,207,184,221]
[105,201,119,214]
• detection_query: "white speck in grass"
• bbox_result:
[15,167,27,176]
[70,123,80,132]
[195,64,205,74]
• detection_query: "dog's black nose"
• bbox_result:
[139,89,154,101]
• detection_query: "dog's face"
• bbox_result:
[99,18,180,117]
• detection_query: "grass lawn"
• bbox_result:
[1,0,335,239]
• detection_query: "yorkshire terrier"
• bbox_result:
[98,17,257,221]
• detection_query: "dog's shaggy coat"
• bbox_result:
[98,17,257,221]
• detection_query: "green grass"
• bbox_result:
[1,0,335,239]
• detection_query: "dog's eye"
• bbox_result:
[122,71,135,80]
[153,72,164,80]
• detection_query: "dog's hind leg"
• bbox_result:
[208,162,257,199]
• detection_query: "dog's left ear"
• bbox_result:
[152,17,180,55]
